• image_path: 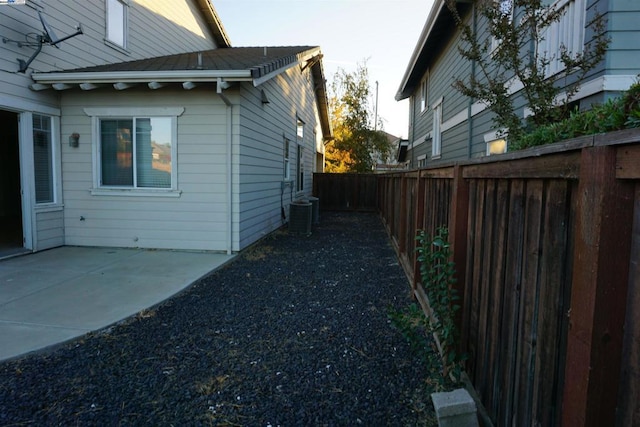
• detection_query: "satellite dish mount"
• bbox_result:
[10,11,83,73]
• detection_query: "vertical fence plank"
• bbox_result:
[487,179,510,418]
[533,179,572,426]
[498,179,525,425]
[514,180,544,426]
[477,179,496,404]
[617,183,640,427]
[562,146,635,427]
[450,165,469,356]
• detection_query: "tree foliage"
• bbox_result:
[445,0,609,144]
[325,62,391,173]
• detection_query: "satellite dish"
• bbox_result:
[39,11,60,47]
[39,11,83,47]
[15,11,83,72]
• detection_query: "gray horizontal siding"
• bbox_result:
[60,87,230,251]
[236,66,322,249]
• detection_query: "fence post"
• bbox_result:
[562,146,635,426]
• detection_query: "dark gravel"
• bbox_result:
[0,212,435,426]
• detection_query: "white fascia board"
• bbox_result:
[396,0,445,100]
[252,48,322,87]
[31,69,253,84]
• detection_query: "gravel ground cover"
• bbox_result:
[0,212,435,426]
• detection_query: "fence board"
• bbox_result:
[487,179,510,418]
[499,179,526,425]
[533,179,572,426]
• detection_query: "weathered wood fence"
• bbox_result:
[313,128,640,427]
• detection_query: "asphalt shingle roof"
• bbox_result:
[55,46,318,78]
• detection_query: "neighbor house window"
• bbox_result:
[432,97,443,158]
[106,0,128,48]
[487,138,507,155]
[539,0,586,76]
[297,145,304,191]
[33,114,54,204]
[284,137,291,180]
[296,119,304,191]
[491,0,514,52]
[417,154,427,169]
[420,74,428,112]
[485,130,508,155]
[99,117,173,189]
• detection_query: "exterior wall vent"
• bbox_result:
[289,200,312,235]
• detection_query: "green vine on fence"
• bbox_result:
[389,227,465,389]
[421,227,466,382]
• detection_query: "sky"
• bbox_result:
[214,0,434,138]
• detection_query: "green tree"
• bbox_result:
[445,0,609,144]
[325,62,391,173]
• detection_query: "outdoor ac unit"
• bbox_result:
[308,196,320,224]
[289,200,312,235]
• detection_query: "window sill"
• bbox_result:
[431,155,442,160]
[103,39,130,55]
[91,188,182,198]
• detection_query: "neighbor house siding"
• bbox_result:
[60,87,230,251]
[409,16,473,166]
[606,0,640,74]
[236,65,320,249]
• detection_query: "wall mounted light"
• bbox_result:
[69,132,79,147]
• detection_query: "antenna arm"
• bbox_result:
[18,36,44,73]
[50,24,83,47]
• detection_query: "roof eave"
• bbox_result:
[196,0,232,48]
[31,69,253,84]
[396,0,467,101]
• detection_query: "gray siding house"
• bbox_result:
[0,1,331,257]
[396,0,640,168]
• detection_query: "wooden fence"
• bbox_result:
[313,128,640,427]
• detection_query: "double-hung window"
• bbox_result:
[106,0,128,49]
[33,114,54,204]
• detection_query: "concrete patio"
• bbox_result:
[0,246,234,361]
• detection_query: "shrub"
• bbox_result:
[511,80,640,150]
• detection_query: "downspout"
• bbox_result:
[468,1,477,159]
[217,78,233,255]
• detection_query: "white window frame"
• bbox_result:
[420,72,429,113]
[105,0,128,50]
[539,0,586,77]
[296,118,305,192]
[432,97,443,159]
[32,114,56,205]
[284,136,291,180]
[85,107,183,197]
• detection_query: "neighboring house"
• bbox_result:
[373,132,409,173]
[0,0,331,257]
[396,0,640,167]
